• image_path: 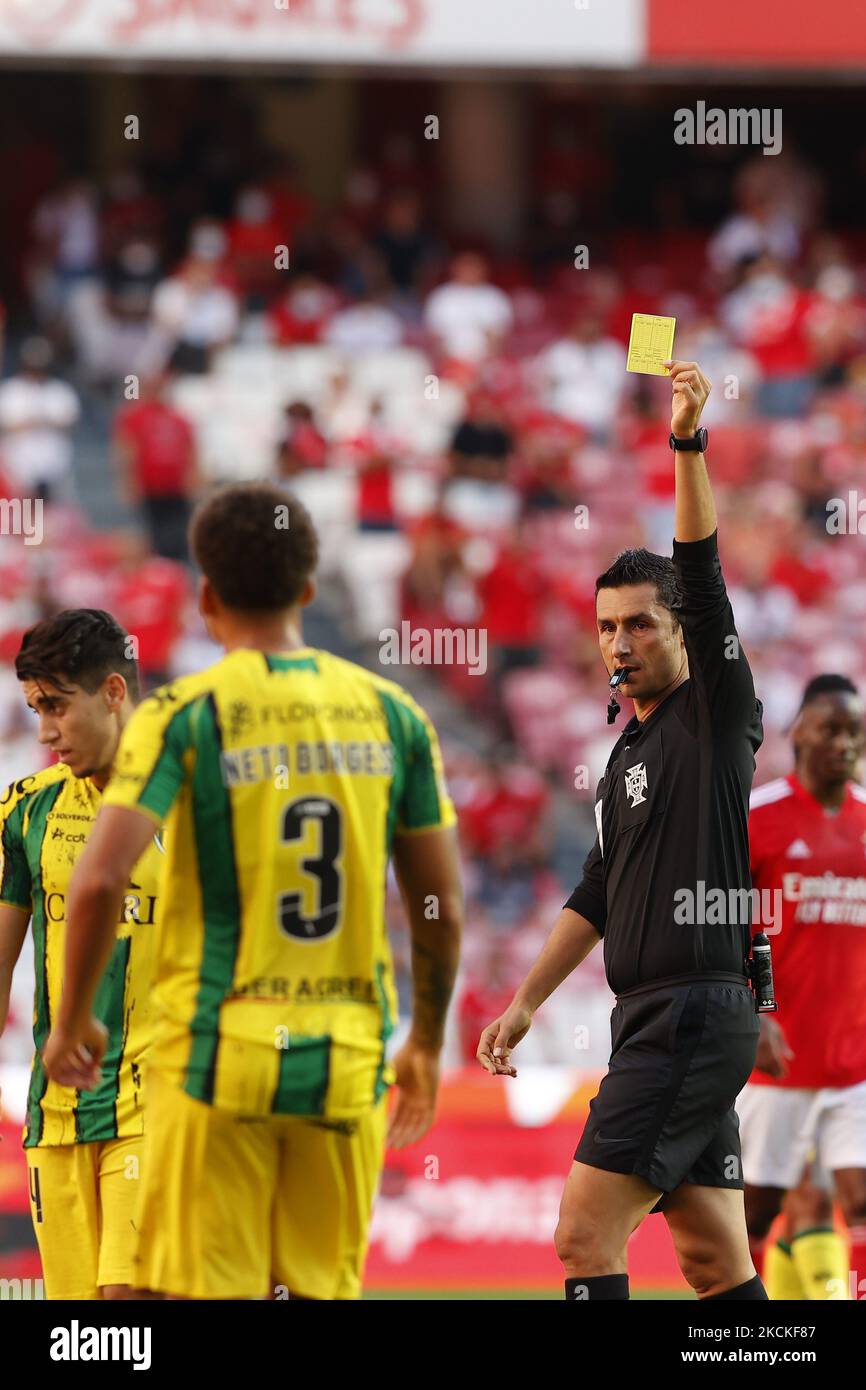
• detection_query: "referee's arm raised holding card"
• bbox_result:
[478,360,768,1302]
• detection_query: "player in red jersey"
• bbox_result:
[738,674,866,1300]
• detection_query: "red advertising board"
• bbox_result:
[647,0,866,67]
[366,1068,684,1291]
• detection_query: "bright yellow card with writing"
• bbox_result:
[626,313,676,375]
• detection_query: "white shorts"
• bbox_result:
[736,1079,866,1190]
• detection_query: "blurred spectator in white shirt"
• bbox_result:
[676,318,761,424]
[321,368,372,442]
[70,236,164,386]
[0,337,79,501]
[30,178,100,320]
[533,309,627,440]
[145,222,240,374]
[424,252,513,364]
[709,155,822,280]
[325,291,403,355]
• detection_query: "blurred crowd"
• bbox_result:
[2,112,866,1066]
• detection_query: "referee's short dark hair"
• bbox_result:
[595,549,683,628]
[15,609,140,701]
[798,673,860,712]
[190,482,319,612]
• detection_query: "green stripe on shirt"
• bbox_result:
[137,700,196,820]
[184,694,243,1103]
[22,782,64,1149]
[378,691,443,832]
[271,1035,331,1115]
[74,936,132,1142]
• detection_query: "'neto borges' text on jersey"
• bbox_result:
[748,774,866,1089]
[0,764,161,1147]
[565,530,764,995]
[102,647,456,1120]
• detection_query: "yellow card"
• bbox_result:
[626,313,676,375]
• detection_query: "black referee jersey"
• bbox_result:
[565,529,764,997]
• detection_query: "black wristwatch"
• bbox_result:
[669,428,708,452]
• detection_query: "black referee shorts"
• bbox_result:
[574,975,759,1208]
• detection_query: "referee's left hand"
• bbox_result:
[665,359,711,437]
[476,1002,533,1078]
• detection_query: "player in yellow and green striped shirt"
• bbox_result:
[0,610,161,1298]
[43,483,464,1300]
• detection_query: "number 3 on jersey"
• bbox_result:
[277,797,344,941]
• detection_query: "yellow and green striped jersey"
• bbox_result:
[103,646,456,1121]
[0,763,162,1148]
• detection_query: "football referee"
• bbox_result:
[478,361,767,1301]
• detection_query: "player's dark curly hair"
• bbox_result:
[189,482,319,611]
[595,549,683,628]
[15,609,140,700]
[798,673,859,712]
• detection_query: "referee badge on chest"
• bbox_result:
[617,732,665,829]
[624,762,648,808]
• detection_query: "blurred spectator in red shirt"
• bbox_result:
[805,262,866,387]
[227,184,285,305]
[458,947,519,1065]
[721,254,816,416]
[515,414,580,512]
[102,168,163,259]
[375,132,427,199]
[476,521,545,683]
[460,749,552,921]
[275,401,328,478]
[111,533,190,688]
[345,398,402,531]
[460,749,549,862]
[113,369,200,563]
[401,503,468,628]
[267,271,338,346]
[768,516,834,607]
[263,152,313,241]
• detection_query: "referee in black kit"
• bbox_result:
[478,361,767,1301]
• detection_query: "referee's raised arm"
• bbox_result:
[667,358,760,736]
[667,359,716,543]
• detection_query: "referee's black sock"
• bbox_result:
[564,1275,629,1300]
[701,1275,768,1301]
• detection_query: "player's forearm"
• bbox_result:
[0,969,13,1036]
[58,874,124,1031]
[406,900,462,1051]
[393,827,463,1051]
[0,909,29,1036]
[673,450,716,544]
[512,908,601,1014]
